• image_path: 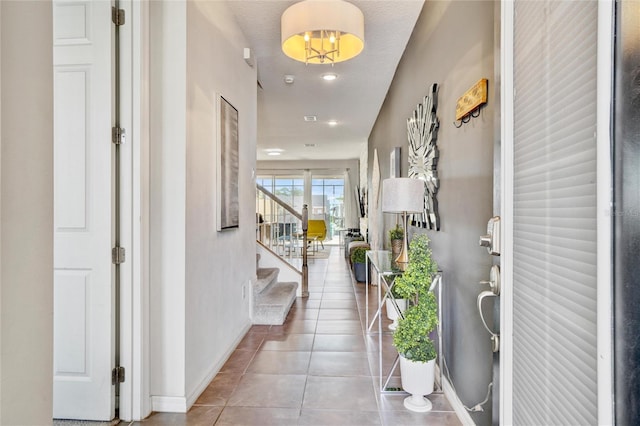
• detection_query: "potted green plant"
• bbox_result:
[392,234,439,412]
[389,224,404,259]
[350,246,368,282]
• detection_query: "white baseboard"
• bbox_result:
[151,396,188,413]
[185,321,252,409]
[436,365,476,426]
[152,321,252,414]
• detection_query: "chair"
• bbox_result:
[307,219,327,250]
[274,222,297,254]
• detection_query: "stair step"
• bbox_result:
[253,281,298,325]
[255,267,279,294]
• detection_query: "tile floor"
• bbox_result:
[133,247,461,425]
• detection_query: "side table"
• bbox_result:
[366,250,403,393]
[365,250,444,394]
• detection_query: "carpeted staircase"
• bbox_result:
[253,254,297,325]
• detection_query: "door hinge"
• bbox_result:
[112,246,126,264]
[112,366,125,385]
[112,7,125,26]
[112,126,126,145]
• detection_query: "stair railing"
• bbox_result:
[301,203,309,298]
[256,184,308,297]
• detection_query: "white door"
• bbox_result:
[52,0,115,420]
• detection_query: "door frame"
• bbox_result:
[498,1,615,424]
[595,2,614,424]
[118,0,150,421]
[498,1,514,423]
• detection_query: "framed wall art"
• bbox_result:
[217,94,240,231]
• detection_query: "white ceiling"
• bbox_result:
[225,0,425,161]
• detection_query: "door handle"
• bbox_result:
[477,265,500,352]
[477,292,499,353]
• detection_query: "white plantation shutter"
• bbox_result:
[512,1,598,424]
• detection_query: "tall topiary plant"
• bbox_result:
[391,233,440,412]
[392,234,438,362]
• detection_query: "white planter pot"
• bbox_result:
[385,298,407,331]
[399,355,435,412]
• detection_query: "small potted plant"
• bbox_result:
[350,246,368,283]
[389,224,404,259]
[385,283,407,331]
[392,234,439,412]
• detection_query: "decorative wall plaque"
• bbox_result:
[407,84,440,230]
[455,78,488,121]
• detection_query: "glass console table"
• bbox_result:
[365,250,404,393]
[365,250,444,394]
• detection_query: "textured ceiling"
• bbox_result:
[225,0,425,161]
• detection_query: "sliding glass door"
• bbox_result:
[256,175,304,220]
[311,176,345,243]
[256,172,346,245]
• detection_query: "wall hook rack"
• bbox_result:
[453,78,488,128]
[453,107,483,127]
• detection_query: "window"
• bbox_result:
[256,175,304,223]
[274,178,304,211]
[311,177,345,238]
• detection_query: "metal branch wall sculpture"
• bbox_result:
[407,83,440,230]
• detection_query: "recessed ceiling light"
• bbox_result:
[284,74,295,84]
[304,115,317,122]
[267,152,281,156]
[327,120,338,126]
[264,148,284,153]
[322,73,338,81]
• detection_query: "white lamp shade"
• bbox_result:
[281,0,364,64]
[382,178,424,214]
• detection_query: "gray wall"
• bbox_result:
[368,2,495,424]
[0,1,54,423]
[149,0,257,408]
[185,0,257,401]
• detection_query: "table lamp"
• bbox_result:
[382,178,425,270]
